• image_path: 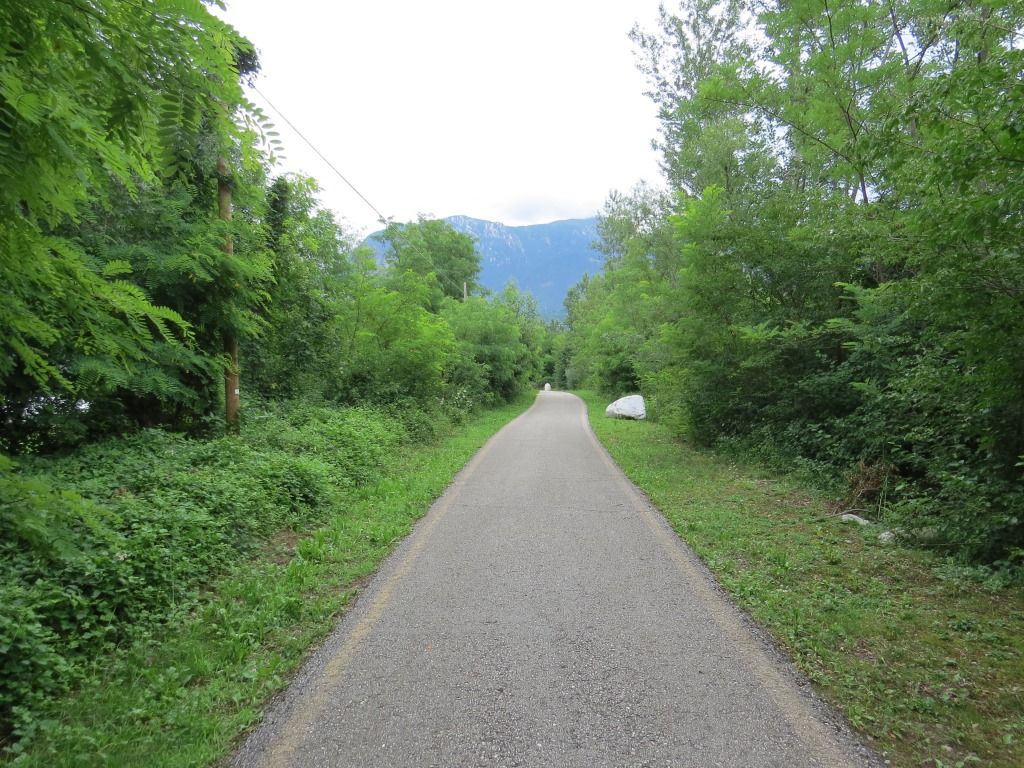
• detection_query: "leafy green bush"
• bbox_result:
[559,0,1024,569]
[0,400,411,751]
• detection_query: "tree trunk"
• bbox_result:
[218,155,240,435]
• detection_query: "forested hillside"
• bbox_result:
[563,0,1024,568]
[0,2,557,753]
[442,216,601,319]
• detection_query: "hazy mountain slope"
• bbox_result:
[367,216,603,318]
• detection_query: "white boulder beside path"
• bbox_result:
[606,394,646,420]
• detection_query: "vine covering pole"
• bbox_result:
[218,154,240,435]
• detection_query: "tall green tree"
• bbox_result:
[571,0,1024,563]
[374,217,482,312]
[630,0,774,198]
[564,184,679,399]
[0,0,269,440]
[245,174,355,401]
[441,296,529,406]
[243,180,459,407]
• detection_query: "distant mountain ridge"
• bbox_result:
[367,216,603,318]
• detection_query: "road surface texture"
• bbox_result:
[232,391,881,768]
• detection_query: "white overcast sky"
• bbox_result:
[217,0,666,236]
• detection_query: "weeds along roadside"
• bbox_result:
[1,393,535,767]
[581,390,1024,768]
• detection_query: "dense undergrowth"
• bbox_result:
[0,395,531,763]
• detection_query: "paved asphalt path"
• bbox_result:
[232,391,881,768]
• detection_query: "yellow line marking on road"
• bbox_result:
[578,397,858,768]
[255,405,533,768]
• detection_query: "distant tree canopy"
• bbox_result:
[564,0,1024,565]
[244,197,542,411]
[373,216,482,311]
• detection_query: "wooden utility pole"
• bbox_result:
[218,154,240,435]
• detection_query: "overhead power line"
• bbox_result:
[249,85,469,298]
[252,85,390,227]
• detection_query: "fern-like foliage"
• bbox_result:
[0,0,260,400]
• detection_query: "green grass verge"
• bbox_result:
[580,390,1024,768]
[13,394,535,768]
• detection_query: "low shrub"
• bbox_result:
[0,400,410,751]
